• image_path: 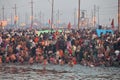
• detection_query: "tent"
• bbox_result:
[96,29,113,37]
[37,30,62,36]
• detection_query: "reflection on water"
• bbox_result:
[0,64,120,80]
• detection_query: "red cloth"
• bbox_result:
[67,22,71,29]
[34,37,39,43]
[48,19,51,24]
[68,48,72,55]
[111,19,114,29]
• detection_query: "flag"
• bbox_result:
[111,19,114,29]
[1,21,7,27]
[48,19,51,24]
[67,22,71,29]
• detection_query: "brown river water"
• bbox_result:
[0,64,120,80]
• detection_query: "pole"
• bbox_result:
[57,9,60,28]
[15,4,17,18]
[98,6,99,25]
[25,13,28,25]
[13,4,17,27]
[11,13,13,25]
[2,6,4,21]
[39,12,41,24]
[78,0,80,30]
[42,13,44,28]
[91,10,93,27]
[94,5,96,27]
[30,0,33,29]
[51,0,54,33]
[74,8,76,27]
[39,11,42,28]
[118,0,120,32]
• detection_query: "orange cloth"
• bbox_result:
[0,56,2,64]
[59,50,64,57]
[41,40,45,46]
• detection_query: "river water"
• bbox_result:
[0,64,120,80]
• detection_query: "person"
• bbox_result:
[0,28,119,67]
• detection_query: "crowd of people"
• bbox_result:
[0,28,120,67]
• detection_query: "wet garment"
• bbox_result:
[30,47,36,57]
[0,37,2,45]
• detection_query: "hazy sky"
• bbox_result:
[0,0,118,26]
